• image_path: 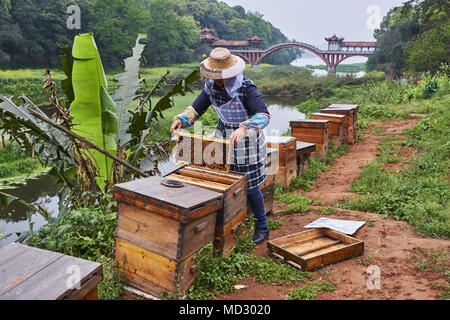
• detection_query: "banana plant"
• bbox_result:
[70,32,118,190]
[0,32,200,195]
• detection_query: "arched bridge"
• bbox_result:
[201,30,377,74]
[232,41,376,74]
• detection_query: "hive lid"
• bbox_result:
[266,136,296,144]
[114,176,223,211]
[327,104,359,110]
[290,119,330,128]
[323,105,357,112]
[296,141,316,152]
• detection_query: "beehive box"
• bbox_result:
[321,105,358,144]
[266,147,280,177]
[290,120,330,158]
[114,176,223,296]
[326,104,359,140]
[214,208,247,256]
[310,113,345,147]
[260,173,276,215]
[0,243,103,300]
[268,228,364,271]
[296,141,316,176]
[165,166,248,256]
[266,136,297,186]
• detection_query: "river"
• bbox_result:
[292,56,367,78]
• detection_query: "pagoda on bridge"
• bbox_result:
[325,34,344,51]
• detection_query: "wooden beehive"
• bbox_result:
[266,147,280,177]
[260,147,279,214]
[310,113,345,147]
[326,104,359,140]
[174,131,232,173]
[266,136,297,187]
[113,176,223,296]
[296,141,316,176]
[290,120,330,158]
[165,166,248,256]
[268,228,364,271]
[0,243,103,300]
[321,105,358,144]
[214,208,247,256]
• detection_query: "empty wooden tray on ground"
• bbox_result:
[290,120,330,158]
[267,228,364,271]
[310,113,345,147]
[296,141,316,176]
[114,176,223,296]
[174,131,232,173]
[266,136,297,186]
[165,166,248,256]
[0,243,103,300]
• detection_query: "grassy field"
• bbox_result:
[306,62,367,73]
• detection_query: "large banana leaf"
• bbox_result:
[70,33,118,189]
[112,34,147,148]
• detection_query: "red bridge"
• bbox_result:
[201,29,377,74]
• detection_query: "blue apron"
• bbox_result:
[206,82,267,190]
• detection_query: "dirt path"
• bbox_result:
[217,118,450,300]
[303,119,418,205]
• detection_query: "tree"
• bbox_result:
[87,0,148,70]
[0,0,23,65]
[405,25,450,74]
[369,0,449,76]
[145,0,200,66]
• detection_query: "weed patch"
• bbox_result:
[184,223,313,300]
[287,281,336,300]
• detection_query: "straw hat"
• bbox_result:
[200,48,246,80]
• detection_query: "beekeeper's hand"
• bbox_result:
[230,126,247,144]
[170,119,182,134]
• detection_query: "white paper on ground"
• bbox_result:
[304,218,366,235]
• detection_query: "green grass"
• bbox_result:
[273,189,310,215]
[287,281,336,300]
[336,91,450,239]
[178,222,314,300]
[319,207,338,216]
[307,62,367,73]
[267,217,283,230]
[27,205,125,300]
[0,143,42,179]
[413,249,449,300]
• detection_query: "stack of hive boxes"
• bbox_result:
[114,176,223,296]
[320,104,359,144]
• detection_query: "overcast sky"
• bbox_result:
[221,0,406,46]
